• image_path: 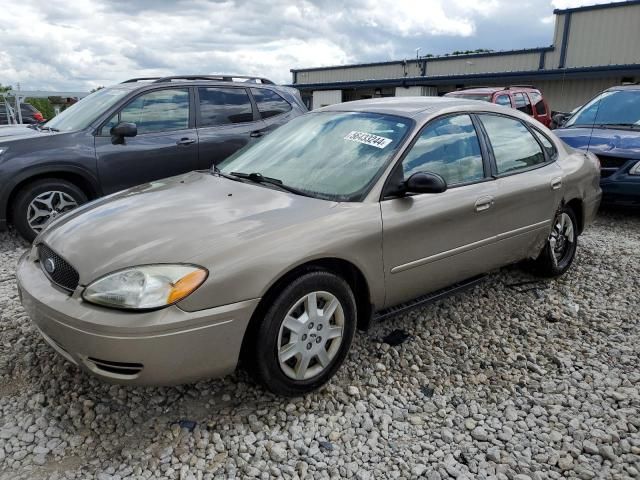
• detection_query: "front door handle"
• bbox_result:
[250,130,265,138]
[474,196,494,212]
[551,177,563,190]
[176,137,196,146]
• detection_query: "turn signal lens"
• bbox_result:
[168,269,208,304]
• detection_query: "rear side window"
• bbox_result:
[529,91,547,115]
[532,129,558,160]
[479,114,546,174]
[402,114,485,186]
[495,95,511,107]
[251,88,291,119]
[513,93,533,116]
[198,88,254,126]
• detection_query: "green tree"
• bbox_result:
[25,97,55,120]
[0,83,12,94]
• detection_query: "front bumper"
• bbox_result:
[16,250,259,385]
[601,176,640,207]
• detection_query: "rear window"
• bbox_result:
[529,91,547,115]
[251,88,291,119]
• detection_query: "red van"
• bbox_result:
[444,86,552,127]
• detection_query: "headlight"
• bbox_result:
[83,265,207,310]
[0,147,7,157]
[630,161,640,175]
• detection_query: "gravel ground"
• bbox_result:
[0,208,638,480]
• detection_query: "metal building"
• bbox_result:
[290,0,640,112]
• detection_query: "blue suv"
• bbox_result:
[554,84,640,207]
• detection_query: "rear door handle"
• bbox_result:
[551,177,563,190]
[250,130,265,138]
[474,196,494,212]
[176,137,196,146]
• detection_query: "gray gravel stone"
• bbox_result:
[0,210,638,479]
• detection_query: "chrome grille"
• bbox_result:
[37,244,79,292]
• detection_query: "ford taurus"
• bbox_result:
[17,97,601,396]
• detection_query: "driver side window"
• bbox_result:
[402,114,485,186]
[102,89,190,135]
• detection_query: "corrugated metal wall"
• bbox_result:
[566,4,640,68]
[297,62,423,85]
[427,52,540,76]
[544,13,567,69]
[312,90,342,109]
[535,76,625,112]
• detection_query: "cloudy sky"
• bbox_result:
[0,0,619,91]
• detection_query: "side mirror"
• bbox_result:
[552,113,568,129]
[110,122,137,144]
[405,172,447,194]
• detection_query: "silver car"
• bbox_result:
[17,97,601,396]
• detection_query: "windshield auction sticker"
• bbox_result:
[344,131,393,149]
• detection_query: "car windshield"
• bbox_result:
[44,87,130,132]
[218,111,412,201]
[565,89,640,128]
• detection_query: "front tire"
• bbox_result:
[249,271,357,396]
[529,206,578,277]
[11,179,87,242]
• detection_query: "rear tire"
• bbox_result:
[11,179,87,242]
[528,205,578,278]
[248,271,357,396]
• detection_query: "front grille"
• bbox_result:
[597,154,633,178]
[87,357,144,377]
[37,244,79,292]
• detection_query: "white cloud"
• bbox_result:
[0,0,568,91]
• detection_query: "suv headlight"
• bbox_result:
[630,161,640,175]
[83,265,207,310]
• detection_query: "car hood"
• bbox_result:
[39,171,338,283]
[555,127,640,158]
[0,125,44,139]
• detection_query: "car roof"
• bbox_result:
[317,96,506,119]
[448,86,540,95]
[605,83,640,91]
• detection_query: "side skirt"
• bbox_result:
[372,274,487,322]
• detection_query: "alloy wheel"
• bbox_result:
[548,212,575,267]
[277,291,344,380]
[27,191,79,233]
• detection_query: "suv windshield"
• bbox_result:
[219,111,412,201]
[565,89,640,128]
[44,87,130,132]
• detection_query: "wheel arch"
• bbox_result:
[240,257,374,362]
[3,167,100,223]
[563,197,584,235]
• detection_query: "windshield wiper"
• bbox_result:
[593,123,639,130]
[230,172,313,197]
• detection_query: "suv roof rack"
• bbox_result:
[121,75,275,85]
[121,77,162,83]
[458,85,492,90]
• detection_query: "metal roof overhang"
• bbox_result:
[291,64,640,91]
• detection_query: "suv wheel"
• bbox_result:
[250,271,357,396]
[528,206,578,277]
[12,179,87,242]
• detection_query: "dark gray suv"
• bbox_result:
[0,75,307,241]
